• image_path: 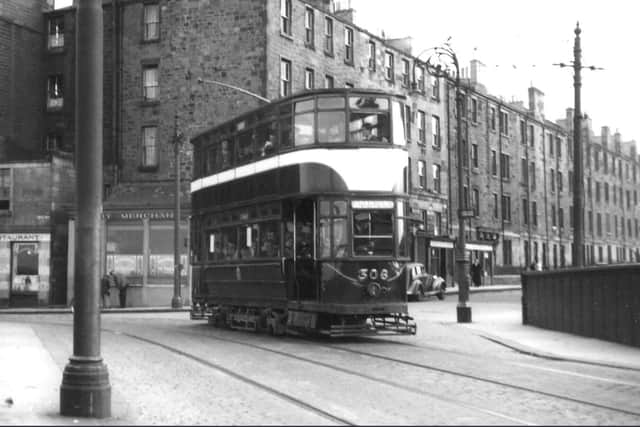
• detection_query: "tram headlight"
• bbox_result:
[367,282,381,297]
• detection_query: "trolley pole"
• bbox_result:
[60,0,111,417]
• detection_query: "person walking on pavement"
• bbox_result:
[471,258,483,287]
[110,270,127,308]
[101,273,112,308]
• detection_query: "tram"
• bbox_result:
[189,88,416,336]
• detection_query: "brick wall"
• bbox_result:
[0,0,47,159]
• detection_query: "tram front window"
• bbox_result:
[353,209,393,256]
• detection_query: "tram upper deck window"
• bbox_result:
[218,139,234,170]
[352,200,394,256]
[294,98,315,146]
[349,96,390,143]
[317,96,346,143]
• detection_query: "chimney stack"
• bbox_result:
[528,87,544,120]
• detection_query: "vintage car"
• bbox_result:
[406,262,446,301]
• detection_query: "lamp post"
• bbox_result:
[554,23,603,267]
[60,0,111,417]
[171,112,184,309]
[419,42,472,323]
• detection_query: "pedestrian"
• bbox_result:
[101,273,112,308]
[110,270,128,308]
[471,258,483,287]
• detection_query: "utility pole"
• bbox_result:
[554,22,603,267]
[60,0,111,417]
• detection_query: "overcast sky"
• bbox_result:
[350,0,638,145]
[54,0,638,145]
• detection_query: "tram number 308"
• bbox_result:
[358,268,389,282]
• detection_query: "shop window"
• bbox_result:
[106,224,144,277]
[149,222,187,279]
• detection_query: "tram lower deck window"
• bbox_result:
[353,209,393,256]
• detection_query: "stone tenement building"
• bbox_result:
[1,0,639,306]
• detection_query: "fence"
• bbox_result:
[521,264,640,347]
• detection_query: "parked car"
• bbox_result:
[406,262,446,301]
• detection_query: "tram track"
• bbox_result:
[112,322,640,424]
[12,317,640,424]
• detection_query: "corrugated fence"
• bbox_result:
[521,264,640,348]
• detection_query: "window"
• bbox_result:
[0,168,10,211]
[605,182,609,202]
[304,68,314,90]
[143,3,160,41]
[280,58,291,97]
[48,16,64,49]
[557,171,563,193]
[304,7,314,47]
[434,212,442,236]
[418,161,426,189]
[417,110,426,144]
[471,143,478,168]
[431,115,440,149]
[550,168,555,192]
[344,27,354,64]
[556,136,562,159]
[141,126,158,167]
[499,111,508,135]
[551,204,556,227]
[548,133,554,156]
[520,120,526,145]
[324,74,334,88]
[491,150,497,176]
[521,158,528,183]
[595,181,601,202]
[353,208,393,256]
[471,98,478,123]
[47,74,64,108]
[522,199,529,225]
[430,76,439,99]
[500,153,510,180]
[530,162,536,190]
[570,205,573,228]
[490,107,496,131]
[280,0,292,35]
[414,65,425,92]
[594,150,600,171]
[432,164,441,193]
[472,189,479,216]
[493,193,498,218]
[401,58,410,87]
[597,212,602,236]
[528,124,535,147]
[384,51,394,81]
[559,207,564,229]
[503,239,513,265]
[142,65,158,101]
[404,105,411,140]
[532,201,537,226]
[501,195,511,221]
[318,200,348,258]
[45,133,62,152]
[367,40,376,71]
[324,17,333,55]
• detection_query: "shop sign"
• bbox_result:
[104,211,174,221]
[0,233,49,242]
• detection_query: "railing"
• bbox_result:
[521,264,640,347]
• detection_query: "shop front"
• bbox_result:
[66,209,190,308]
[0,232,51,307]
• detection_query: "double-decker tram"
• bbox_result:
[190,88,416,336]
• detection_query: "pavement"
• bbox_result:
[1,284,640,425]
